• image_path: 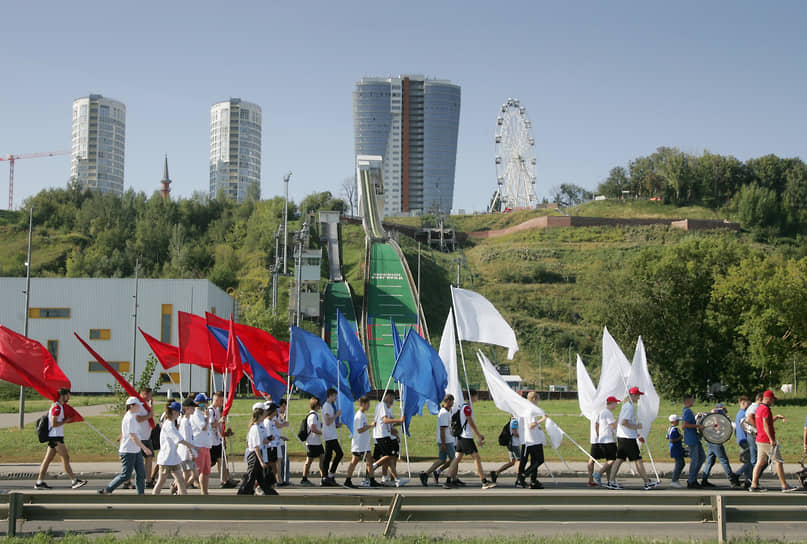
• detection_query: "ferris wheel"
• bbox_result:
[494,98,537,210]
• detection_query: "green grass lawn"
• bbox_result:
[0,395,104,414]
[2,398,805,465]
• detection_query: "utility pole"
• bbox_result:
[295,235,302,327]
[456,257,461,288]
[417,242,421,310]
[271,225,280,312]
[568,343,572,388]
[19,207,33,429]
[282,171,292,275]
[131,258,140,380]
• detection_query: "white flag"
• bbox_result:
[451,286,519,359]
[628,336,659,439]
[576,354,597,420]
[438,309,464,404]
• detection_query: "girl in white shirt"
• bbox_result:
[153,401,196,495]
[238,404,276,495]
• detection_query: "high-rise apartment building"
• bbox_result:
[71,95,126,195]
[209,98,262,202]
[353,75,460,216]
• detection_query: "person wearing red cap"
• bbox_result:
[587,396,619,487]
[609,387,657,490]
[750,390,796,492]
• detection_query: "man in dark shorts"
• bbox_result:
[369,391,404,487]
[301,397,324,486]
[587,396,619,487]
[609,387,656,490]
[35,388,87,490]
[444,390,496,489]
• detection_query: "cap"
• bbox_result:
[628,387,645,396]
[715,403,724,407]
[181,398,197,408]
[168,401,182,412]
[605,396,620,404]
[252,402,266,411]
[762,390,777,400]
[668,414,680,422]
[125,396,141,406]
[194,393,210,404]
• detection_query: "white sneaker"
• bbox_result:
[606,481,624,490]
[394,478,409,487]
[592,472,602,486]
[669,481,683,488]
[360,479,370,488]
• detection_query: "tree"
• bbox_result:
[597,167,629,198]
[341,177,357,216]
[551,184,593,207]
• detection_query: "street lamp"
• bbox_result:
[282,171,292,275]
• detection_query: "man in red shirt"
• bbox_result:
[750,390,796,492]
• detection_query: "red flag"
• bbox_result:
[0,325,83,422]
[74,332,154,428]
[205,312,289,374]
[138,328,179,369]
[178,312,226,373]
[222,315,242,419]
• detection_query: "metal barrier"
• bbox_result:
[3,491,806,542]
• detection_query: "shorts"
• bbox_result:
[507,444,521,461]
[210,444,222,465]
[438,442,456,462]
[756,442,784,464]
[160,464,181,474]
[181,459,197,472]
[306,444,325,458]
[352,450,369,459]
[373,437,394,460]
[456,437,478,455]
[590,443,618,461]
[616,437,642,461]
[195,447,212,475]
[267,447,278,463]
[391,440,400,457]
[47,436,65,449]
[141,439,154,459]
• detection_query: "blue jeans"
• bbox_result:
[702,442,735,480]
[671,456,685,483]
[736,439,753,483]
[105,452,146,494]
[687,442,705,485]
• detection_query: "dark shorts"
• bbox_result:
[373,437,394,460]
[47,436,65,449]
[306,444,324,458]
[616,437,642,461]
[390,440,400,457]
[590,443,617,461]
[141,439,154,459]
[456,437,478,455]
[352,450,369,459]
[210,444,222,465]
[267,447,278,463]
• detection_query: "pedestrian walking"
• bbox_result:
[750,390,796,492]
[419,394,455,487]
[700,403,740,488]
[345,396,374,488]
[610,387,657,490]
[35,388,87,490]
[681,393,705,489]
[320,388,343,486]
[587,396,619,487]
[666,414,684,488]
[301,397,324,486]
[489,415,520,485]
[99,397,152,495]
[734,395,754,489]
[444,389,496,490]
[516,392,547,489]
[153,401,195,495]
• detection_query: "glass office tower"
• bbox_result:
[210,98,262,202]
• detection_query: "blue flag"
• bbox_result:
[391,328,448,430]
[391,320,434,435]
[336,309,371,399]
[207,325,286,402]
[289,326,355,433]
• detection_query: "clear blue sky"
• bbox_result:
[1,1,805,212]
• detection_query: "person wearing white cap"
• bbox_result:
[190,393,214,495]
[609,387,656,490]
[98,397,152,495]
[153,401,196,495]
[666,414,684,488]
[238,403,276,495]
[178,397,200,491]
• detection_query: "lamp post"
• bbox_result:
[131,258,140,380]
[282,171,292,275]
[19,206,33,429]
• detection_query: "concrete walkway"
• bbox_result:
[0,404,112,429]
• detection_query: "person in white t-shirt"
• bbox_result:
[301,397,324,486]
[587,396,620,487]
[153,401,196,495]
[419,394,456,486]
[444,389,496,490]
[35,387,87,490]
[609,386,656,490]
[344,396,374,488]
[99,397,153,495]
[238,403,277,495]
[274,398,291,486]
[320,388,343,486]
[516,391,547,489]
[369,391,404,487]
[177,397,200,491]
[190,393,214,495]
[209,390,236,488]
[136,388,155,487]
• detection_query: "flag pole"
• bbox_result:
[398,381,412,479]
[561,429,602,467]
[644,439,660,482]
[450,288,473,408]
[83,420,118,450]
[283,374,292,484]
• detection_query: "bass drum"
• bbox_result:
[701,412,733,444]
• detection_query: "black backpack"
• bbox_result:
[35,414,50,443]
[497,420,512,446]
[297,410,315,442]
[450,405,468,438]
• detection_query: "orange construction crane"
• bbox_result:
[0,150,71,211]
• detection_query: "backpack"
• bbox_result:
[497,420,512,446]
[35,414,50,443]
[297,411,315,442]
[450,405,468,438]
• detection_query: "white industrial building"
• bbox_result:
[0,278,234,393]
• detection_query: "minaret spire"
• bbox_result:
[160,154,172,200]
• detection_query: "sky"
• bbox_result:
[1,1,805,213]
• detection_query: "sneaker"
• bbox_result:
[97,488,108,495]
[606,481,623,490]
[34,481,52,490]
[360,479,371,488]
[419,472,429,487]
[300,478,314,487]
[344,479,356,489]
[456,479,467,487]
[395,478,409,487]
[442,479,455,489]
[489,471,498,484]
[670,481,683,489]
[588,481,599,487]
[643,481,657,490]
[743,480,752,490]
[321,478,336,487]
[592,472,602,486]
[369,479,383,488]
[145,480,155,489]
[482,480,497,490]
[529,481,543,489]
[687,482,703,489]
[700,479,716,488]
[730,480,743,489]
[433,471,440,485]
[781,486,797,493]
[220,480,238,489]
[71,479,88,490]
[748,486,764,493]
[515,478,526,489]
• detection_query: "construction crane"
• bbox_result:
[0,150,71,210]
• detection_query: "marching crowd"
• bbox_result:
[34,386,807,494]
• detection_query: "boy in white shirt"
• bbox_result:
[610,387,656,490]
[444,389,496,490]
[587,396,619,487]
[301,397,324,486]
[35,387,87,490]
[345,396,374,488]
[369,391,404,487]
[419,394,456,486]
[320,388,343,486]
[99,397,153,495]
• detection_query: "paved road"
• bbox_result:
[0,404,112,429]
